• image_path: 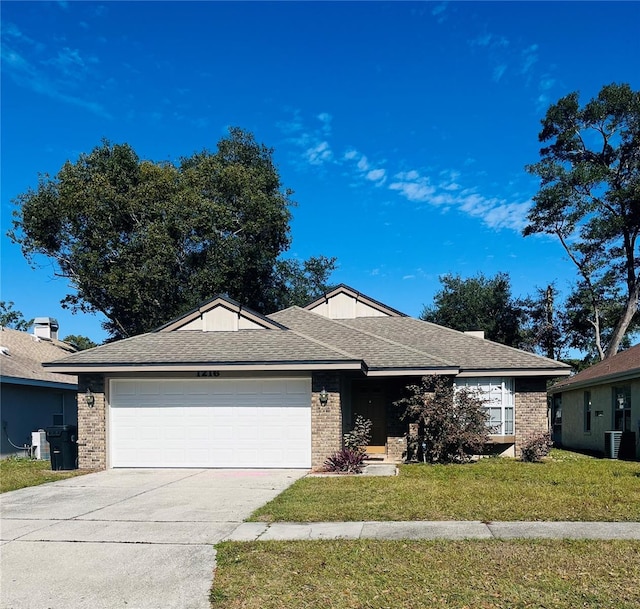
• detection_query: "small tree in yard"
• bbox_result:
[395,376,490,464]
[343,414,373,452]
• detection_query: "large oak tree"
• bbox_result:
[9,128,335,339]
[524,83,640,359]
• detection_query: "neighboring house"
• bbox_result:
[549,344,640,460]
[1,318,78,457]
[44,285,570,470]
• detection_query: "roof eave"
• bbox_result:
[549,368,640,394]
[366,367,460,377]
[43,360,367,374]
[0,375,78,390]
[457,368,572,378]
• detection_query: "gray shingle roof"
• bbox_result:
[550,344,640,393]
[44,295,570,377]
[44,328,360,369]
[0,327,77,386]
[338,316,570,372]
[270,307,456,371]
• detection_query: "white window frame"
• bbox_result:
[455,377,514,436]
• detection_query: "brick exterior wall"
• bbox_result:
[77,374,107,470]
[514,378,549,457]
[311,371,342,470]
[73,371,548,469]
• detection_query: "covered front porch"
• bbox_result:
[342,376,416,463]
[338,374,525,463]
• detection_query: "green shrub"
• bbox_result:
[343,414,372,453]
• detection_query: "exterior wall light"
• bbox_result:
[85,388,95,408]
[319,387,329,407]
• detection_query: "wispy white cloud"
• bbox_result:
[389,171,437,203]
[278,110,335,169]
[492,64,507,82]
[317,112,332,135]
[43,47,99,79]
[280,109,529,233]
[472,33,493,47]
[366,168,386,183]
[485,202,531,230]
[431,2,448,23]
[471,33,509,49]
[521,44,539,75]
[387,166,530,231]
[1,22,111,119]
[344,149,386,185]
[539,76,555,91]
[304,141,333,166]
[535,75,557,110]
[470,31,511,84]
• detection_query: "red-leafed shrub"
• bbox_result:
[323,448,366,474]
[521,433,553,462]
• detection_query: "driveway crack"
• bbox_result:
[69,470,205,520]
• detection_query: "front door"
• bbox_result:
[353,385,387,454]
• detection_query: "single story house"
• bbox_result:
[1,318,78,457]
[549,344,640,460]
[44,285,571,470]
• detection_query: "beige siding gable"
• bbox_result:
[160,296,283,333]
[306,285,402,319]
[175,304,267,332]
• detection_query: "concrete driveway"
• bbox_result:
[0,468,306,609]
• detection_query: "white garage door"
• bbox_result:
[109,378,311,468]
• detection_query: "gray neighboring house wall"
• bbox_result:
[1,320,78,457]
[44,285,571,470]
[549,344,640,460]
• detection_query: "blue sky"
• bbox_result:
[2,1,639,343]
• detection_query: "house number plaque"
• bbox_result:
[196,371,221,377]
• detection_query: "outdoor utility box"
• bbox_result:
[45,425,78,470]
[618,431,637,461]
[31,430,50,461]
[604,430,623,459]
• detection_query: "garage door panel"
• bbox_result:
[110,378,311,468]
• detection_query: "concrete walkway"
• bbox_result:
[223,519,640,541]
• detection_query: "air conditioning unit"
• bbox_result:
[31,430,50,460]
[604,430,623,459]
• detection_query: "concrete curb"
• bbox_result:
[222,520,640,542]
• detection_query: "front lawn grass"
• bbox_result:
[211,539,640,609]
[251,450,640,522]
[0,457,89,493]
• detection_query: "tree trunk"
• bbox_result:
[605,279,640,358]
